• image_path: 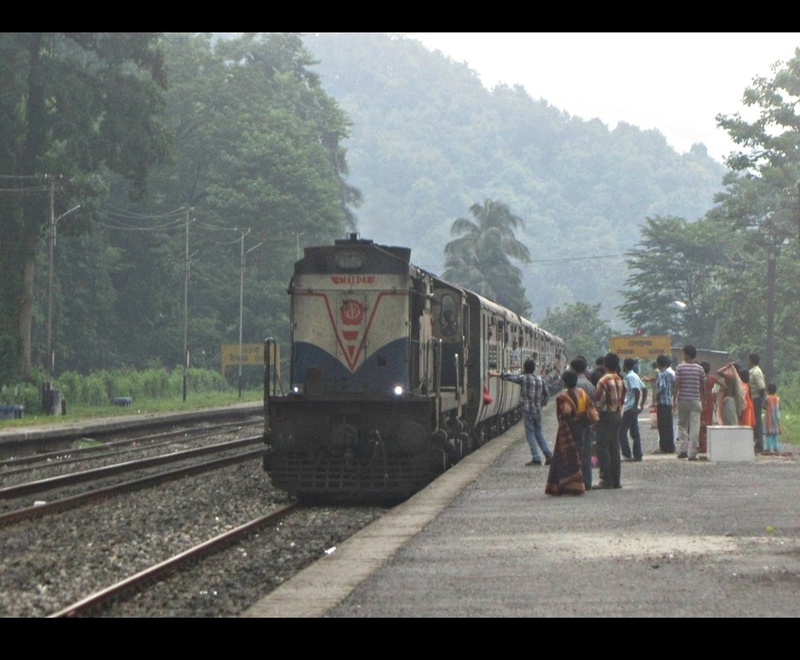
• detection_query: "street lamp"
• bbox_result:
[182,214,198,403]
[238,230,262,397]
[46,203,81,381]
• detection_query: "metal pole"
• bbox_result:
[238,232,261,398]
[183,213,189,402]
[46,191,80,385]
[238,229,249,398]
[46,178,55,383]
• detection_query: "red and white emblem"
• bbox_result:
[339,298,364,360]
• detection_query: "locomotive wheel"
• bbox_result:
[460,431,472,456]
[472,425,486,447]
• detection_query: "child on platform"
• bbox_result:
[764,383,782,454]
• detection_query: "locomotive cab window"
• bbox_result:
[440,294,457,337]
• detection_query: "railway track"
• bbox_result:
[49,503,300,618]
[0,407,388,617]
[1,416,265,516]
[0,437,263,525]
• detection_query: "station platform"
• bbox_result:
[245,410,800,618]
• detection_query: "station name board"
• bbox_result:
[221,343,264,374]
[609,335,671,359]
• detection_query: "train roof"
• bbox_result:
[298,234,564,346]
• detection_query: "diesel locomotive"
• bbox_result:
[262,234,566,504]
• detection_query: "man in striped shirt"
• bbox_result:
[593,352,625,489]
[672,344,706,460]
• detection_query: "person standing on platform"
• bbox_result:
[489,358,552,466]
[619,357,647,461]
[570,355,596,490]
[673,344,706,461]
[589,356,606,387]
[654,354,675,454]
[715,362,745,426]
[748,353,766,453]
[738,368,756,429]
[545,369,587,496]
[764,383,782,454]
[593,352,625,489]
[699,361,718,454]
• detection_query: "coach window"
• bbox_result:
[441,295,457,337]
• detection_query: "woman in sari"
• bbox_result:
[545,370,587,496]
[738,368,756,428]
[716,363,745,425]
[698,361,717,453]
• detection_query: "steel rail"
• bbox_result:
[0,418,262,469]
[48,503,298,618]
[0,447,264,526]
[0,435,263,499]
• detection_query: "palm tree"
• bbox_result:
[443,199,531,314]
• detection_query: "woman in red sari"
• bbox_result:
[545,370,587,496]
[699,361,718,453]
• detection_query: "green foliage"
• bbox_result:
[0,33,171,379]
[51,366,232,407]
[443,199,531,315]
[708,48,800,381]
[8,32,800,396]
[540,302,612,360]
[0,381,40,410]
[616,48,800,385]
[20,32,358,378]
[772,368,798,445]
[0,333,21,385]
[617,216,727,348]
[301,33,727,321]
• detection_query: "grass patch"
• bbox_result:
[0,389,262,430]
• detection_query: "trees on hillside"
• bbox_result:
[540,302,612,362]
[90,33,360,374]
[618,216,725,348]
[443,199,531,315]
[711,47,800,381]
[618,48,800,380]
[1,33,360,383]
[0,33,170,382]
[301,33,727,321]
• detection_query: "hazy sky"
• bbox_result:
[406,33,800,163]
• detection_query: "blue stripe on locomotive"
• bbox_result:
[293,336,409,396]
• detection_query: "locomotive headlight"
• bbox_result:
[393,385,404,396]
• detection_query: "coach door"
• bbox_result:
[436,292,461,388]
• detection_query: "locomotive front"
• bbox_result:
[263,235,443,503]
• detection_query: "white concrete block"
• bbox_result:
[707,426,754,462]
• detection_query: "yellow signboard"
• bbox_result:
[221,343,265,374]
[610,335,671,360]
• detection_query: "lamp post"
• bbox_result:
[46,203,81,381]
[238,229,262,397]
[183,213,198,402]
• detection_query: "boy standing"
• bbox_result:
[620,357,647,461]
